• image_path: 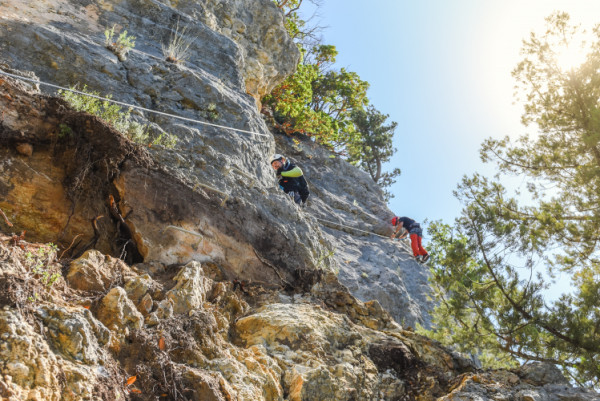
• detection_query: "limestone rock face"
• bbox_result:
[0,0,430,328]
[234,303,415,401]
[67,249,133,292]
[0,67,329,291]
[36,305,111,364]
[439,369,600,401]
[163,0,300,101]
[124,273,156,314]
[166,261,213,315]
[0,74,143,255]
[1,1,600,400]
[2,238,599,400]
[0,0,321,288]
[97,286,144,343]
[0,308,62,401]
[518,361,570,386]
[0,306,121,401]
[274,134,435,328]
[0,0,296,101]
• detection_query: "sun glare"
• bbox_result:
[553,31,590,72]
[555,44,588,71]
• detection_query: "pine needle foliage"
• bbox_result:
[348,106,401,200]
[420,12,600,389]
[266,0,400,199]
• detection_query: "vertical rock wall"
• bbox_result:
[0,0,430,330]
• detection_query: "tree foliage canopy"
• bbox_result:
[265,1,400,198]
[420,12,600,388]
[263,44,369,148]
[348,106,401,200]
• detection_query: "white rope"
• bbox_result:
[315,217,387,238]
[0,71,417,251]
[315,217,414,252]
[0,69,269,138]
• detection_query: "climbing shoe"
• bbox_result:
[415,255,423,263]
[422,254,430,263]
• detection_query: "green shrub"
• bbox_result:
[104,25,136,61]
[58,123,73,138]
[25,243,61,289]
[59,85,177,148]
[204,103,219,122]
[151,132,178,148]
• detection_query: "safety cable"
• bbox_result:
[0,71,418,255]
[315,217,414,253]
[316,217,387,238]
[0,70,269,138]
[0,31,268,138]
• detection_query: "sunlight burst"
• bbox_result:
[553,32,589,72]
[554,44,588,71]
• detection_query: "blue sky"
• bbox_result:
[300,0,600,226]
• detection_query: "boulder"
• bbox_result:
[518,362,569,386]
[36,305,110,364]
[166,261,213,315]
[0,308,61,401]
[97,287,144,344]
[67,250,132,292]
[235,303,405,400]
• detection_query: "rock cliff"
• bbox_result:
[0,0,431,328]
[0,1,598,400]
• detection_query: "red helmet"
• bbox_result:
[391,216,399,226]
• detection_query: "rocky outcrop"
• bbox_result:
[440,363,600,401]
[0,300,122,401]
[0,67,325,289]
[67,250,135,292]
[273,133,435,328]
[2,239,597,400]
[0,0,297,101]
[0,308,63,401]
[233,303,410,401]
[167,0,300,101]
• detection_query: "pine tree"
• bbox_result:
[348,106,401,200]
[421,12,600,388]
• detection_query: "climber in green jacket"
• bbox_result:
[270,154,310,206]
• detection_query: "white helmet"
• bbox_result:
[270,154,284,164]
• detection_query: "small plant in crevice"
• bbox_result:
[150,132,178,149]
[203,103,219,122]
[58,85,177,148]
[24,243,62,301]
[292,137,302,152]
[317,249,335,271]
[162,21,197,64]
[104,25,136,61]
[58,123,73,138]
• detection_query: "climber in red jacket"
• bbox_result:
[391,216,429,263]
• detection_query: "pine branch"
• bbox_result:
[469,214,600,354]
